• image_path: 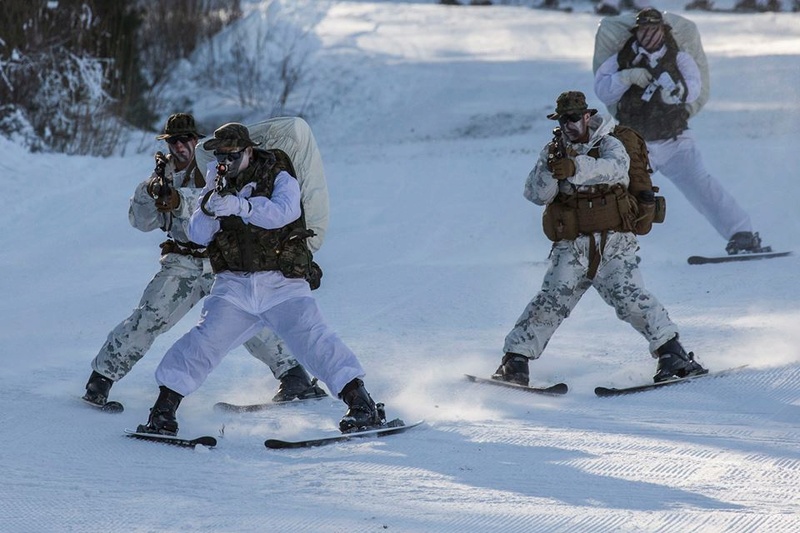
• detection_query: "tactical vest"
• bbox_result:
[206,149,315,279]
[616,34,689,141]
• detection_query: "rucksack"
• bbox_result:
[607,124,665,235]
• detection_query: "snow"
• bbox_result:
[2,1,800,531]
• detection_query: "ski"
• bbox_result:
[595,365,748,397]
[124,429,217,448]
[465,374,568,395]
[214,395,328,413]
[81,397,124,413]
[688,250,791,265]
[265,419,423,449]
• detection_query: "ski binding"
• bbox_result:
[265,419,424,449]
[81,397,124,413]
[465,374,568,395]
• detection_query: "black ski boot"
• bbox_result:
[725,231,769,255]
[491,352,530,386]
[136,386,183,436]
[271,365,328,403]
[653,336,708,383]
[338,378,385,433]
[83,371,113,406]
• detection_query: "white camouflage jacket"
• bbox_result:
[524,114,630,207]
[128,157,205,246]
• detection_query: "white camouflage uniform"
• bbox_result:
[594,34,753,241]
[503,114,679,359]
[91,116,329,382]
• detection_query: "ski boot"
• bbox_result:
[338,378,385,433]
[653,336,708,383]
[136,386,183,436]
[491,352,530,386]
[725,231,770,255]
[271,365,328,403]
[83,371,113,406]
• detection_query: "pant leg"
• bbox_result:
[91,254,212,380]
[591,233,678,356]
[155,295,264,397]
[649,134,752,240]
[243,330,300,379]
[259,297,365,397]
[503,241,592,359]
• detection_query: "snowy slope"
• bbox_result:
[1,2,799,532]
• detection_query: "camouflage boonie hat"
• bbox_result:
[546,91,598,121]
[155,113,203,140]
[202,122,260,151]
[632,8,664,29]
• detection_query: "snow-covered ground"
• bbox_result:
[2,1,799,531]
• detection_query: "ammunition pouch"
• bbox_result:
[159,239,208,259]
[542,185,637,242]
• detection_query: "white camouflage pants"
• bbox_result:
[648,132,752,241]
[155,272,365,397]
[504,232,678,359]
[91,253,300,381]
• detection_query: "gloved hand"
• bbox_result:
[659,83,685,105]
[618,68,653,88]
[206,193,251,218]
[548,157,575,181]
[155,188,180,212]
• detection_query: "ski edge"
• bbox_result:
[124,429,217,448]
[595,365,749,397]
[265,419,425,450]
[214,395,329,413]
[688,251,792,265]
[464,374,568,395]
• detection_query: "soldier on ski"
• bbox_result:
[136,123,388,436]
[492,91,706,387]
[83,114,325,410]
[594,8,769,256]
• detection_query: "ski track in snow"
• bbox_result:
[2,1,800,531]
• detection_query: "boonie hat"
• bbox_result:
[546,91,598,121]
[155,113,203,140]
[202,122,260,151]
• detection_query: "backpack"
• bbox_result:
[590,124,666,235]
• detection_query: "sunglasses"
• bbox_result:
[166,135,194,145]
[214,149,246,162]
[558,113,585,125]
[636,13,662,25]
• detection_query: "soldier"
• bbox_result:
[136,123,388,436]
[82,113,325,410]
[594,8,769,256]
[492,91,706,386]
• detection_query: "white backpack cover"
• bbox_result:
[593,12,710,119]
[196,116,329,253]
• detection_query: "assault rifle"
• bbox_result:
[547,127,566,163]
[146,151,174,230]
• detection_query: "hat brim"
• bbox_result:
[202,138,259,151]
[547,108,598,121]
[155,131,204,140]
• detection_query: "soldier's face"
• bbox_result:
[636,24,665,53]
[214,147,251,177]
[167,136,197,169]
[560,112,590,142]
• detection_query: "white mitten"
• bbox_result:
[659,82,686,105]
[619,68,653,88]
[206,193,251,217]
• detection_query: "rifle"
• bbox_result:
[547,127,566,164]
[146,151,175,230]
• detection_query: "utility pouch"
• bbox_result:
[542,201,579,242]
